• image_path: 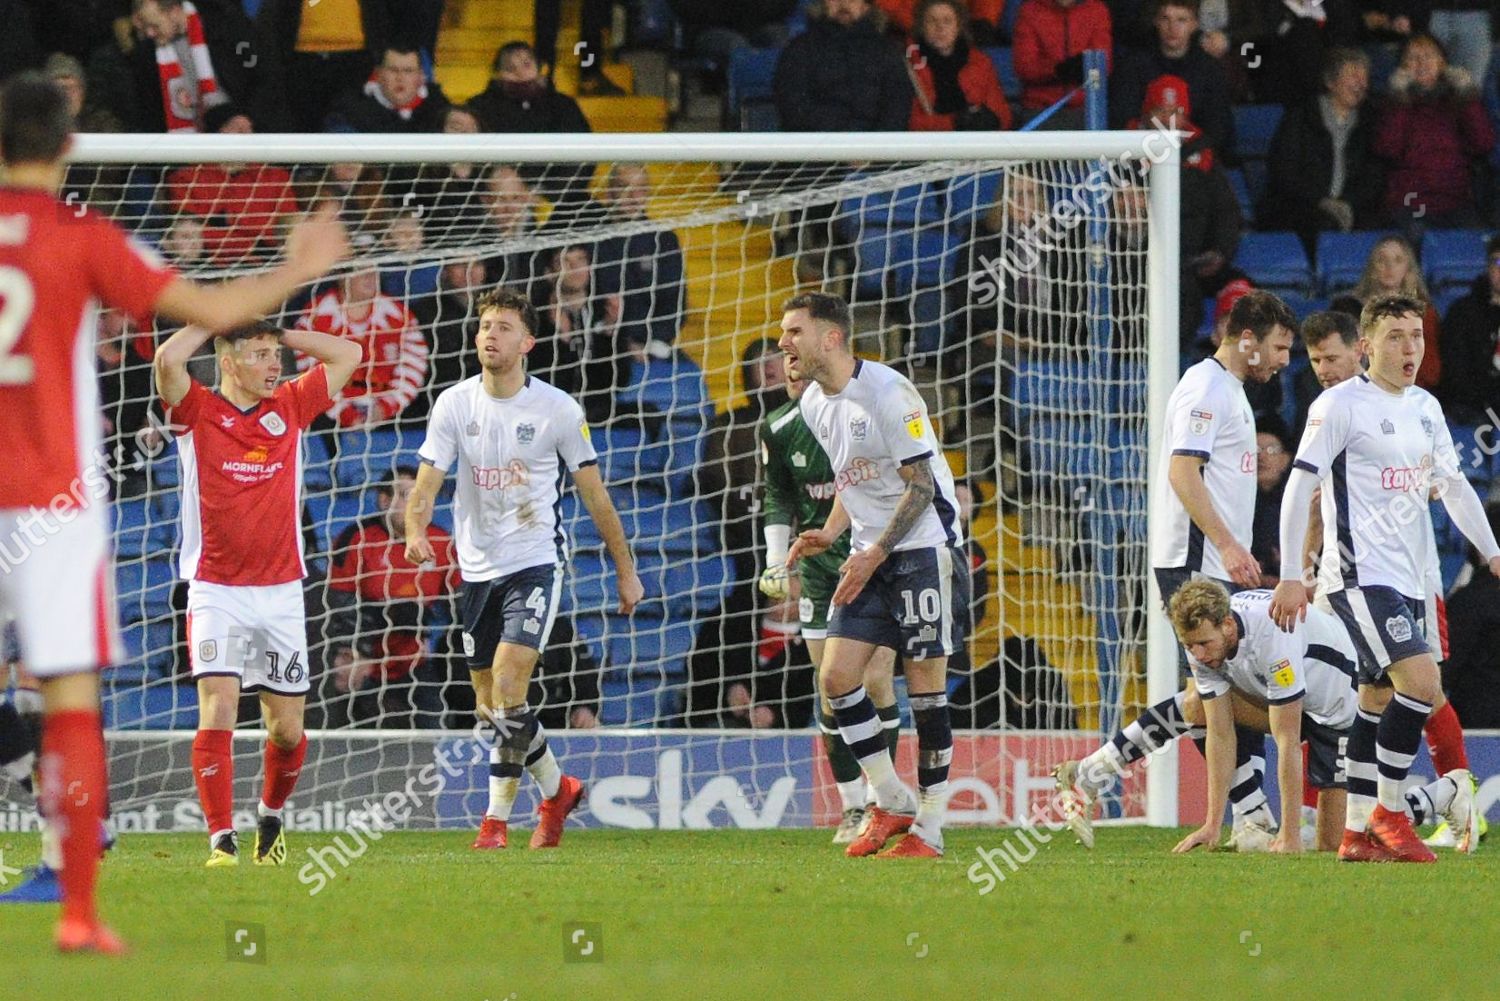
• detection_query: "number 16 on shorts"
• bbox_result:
[188,580,312,695]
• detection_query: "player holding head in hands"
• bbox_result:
[1271,294,1500,862]
[759,364,900,843]
[780,292,968,859]
[0,71,346,953]
[405,289,642,851]
[155,320,361,868]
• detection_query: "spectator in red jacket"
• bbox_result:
[1374,33,1495,233]
[880,0,1008,43]
[325,465,458,728]
[906,0,1013,130]
[163,104,298,267]
[1012,0,1112,120]
[296,258,430,428]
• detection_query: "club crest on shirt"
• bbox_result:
[1420,415,1434,436]
[792,452,807,468]
[258,412,286,436]
[849,417,868,440]
[1381,419,1395,435]
[198,640,217,663]
[516,422,535,444]
[466,420,480,437]
[1385,616,1413,644]
[818,424,829,439]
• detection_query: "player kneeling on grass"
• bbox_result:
[758,369,899,844]
[156,321,361,867]
[405,290,642,851]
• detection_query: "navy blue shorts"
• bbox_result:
[458,563,563,668]
[827,545,970,661]
[1323,586,1434,685]
[1303,716,1348,790]
[1153,567,1237,613]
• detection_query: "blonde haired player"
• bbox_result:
[0,71,346,951]
[155,321,361,867]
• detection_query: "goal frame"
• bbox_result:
[70,130,1182,827]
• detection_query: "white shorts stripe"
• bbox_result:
[936,545,956,657]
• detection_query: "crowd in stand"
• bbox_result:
[7,0,1500,730]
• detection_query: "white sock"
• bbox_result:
[487,744,518,822]
[527,746,563,801]
[41,821,62,870]
[1075,745,1121,798]
[209,827,235,850]
[257,801,283,820]
[836,779,865,813]
[1406,775,1458,825]
[859,753,908,811]
[911,784,947,850]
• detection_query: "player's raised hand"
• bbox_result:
[1220,540,1261,590]
[404,531,435,567]
[285,203,350,281]
[1268,579,1310,632]
[1171,824,1220,854]
[616,567,644,614]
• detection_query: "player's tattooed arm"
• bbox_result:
[873,460,936,558]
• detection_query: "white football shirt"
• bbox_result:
[799,359,963,553]
[1294,375,1458,600]
[1151,358,1257,577]
[1187,590,1358,728]
[418,375,597,581]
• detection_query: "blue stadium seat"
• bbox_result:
[1277,291,1327,321]
[1232,104,1284,160]
[1010,360,1097,417]
[1421,228,1487,292]
[1446,424,1495,482]
[112,497,155,559]
[945,170,1003,226]
[1238,160,1267,216]
[1226,168,1253,220]
[303,431,334,492]
[1315,231,1387,292]
[1233,232,1313,293]
[620,355,709,417]
[1434,285,1466,319]
[726,47,781,130]
[983,47,1021,103]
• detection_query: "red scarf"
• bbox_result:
[363,74,428,120]
[155,2,221,133]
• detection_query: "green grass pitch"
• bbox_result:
[2,828,1493,1000]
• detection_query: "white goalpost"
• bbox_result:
[25,130,1180,835]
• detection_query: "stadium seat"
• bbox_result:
[112,497,155,559]
[1434,285,1466,319]
[1237,160,1267,215]
[1315,231,1386,292]
[838,178,945,231]
[1446,424,1495,483]
[1232,104,1283,161]
[1233,232,1313,293]
[983,48,1022,103]
[620,354,710,417]
[726,46,781,131]
[1226,168,1253,220]
[1421,228,1487,292]
[1276,291,1327,322]
[945,170,1003,225]
[303,431,334,492]
[1010,360,1097,418]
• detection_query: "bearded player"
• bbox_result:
[759,365,899,843]
[156,321,360,867]
[0,72,346,951]
[781,292,968,859]
[405,289,642,850]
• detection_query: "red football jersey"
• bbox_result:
[0,188,177,509]
[169,367,333,586]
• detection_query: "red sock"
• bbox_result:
[1424,701,1468,774]
[41,710,107,927]
[1301,742,1319,809]
[261,734,307,812]
[191,729,235,834]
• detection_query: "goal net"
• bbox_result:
[5,132,1177,839]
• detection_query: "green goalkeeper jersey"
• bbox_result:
[759,398,850,573]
